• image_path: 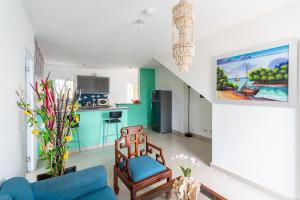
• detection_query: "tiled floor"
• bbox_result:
[27,130,280,200]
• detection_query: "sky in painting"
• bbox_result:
[217,45,289,79]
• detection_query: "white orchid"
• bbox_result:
[171,154,201,178]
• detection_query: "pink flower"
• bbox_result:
[47,142,54,151]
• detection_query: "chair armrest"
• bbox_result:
[115,150,131,178]
[30,165,108,200]
[147,142,166,165]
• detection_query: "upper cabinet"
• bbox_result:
[77,76,110,94]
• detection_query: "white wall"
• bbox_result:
[155,3,300,199]
[155,66,212,137]
[44,64,139,105]
[155,66,188,133]
[0,0,35,181]
[189,88,212,138]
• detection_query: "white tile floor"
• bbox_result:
[27,130,280,200]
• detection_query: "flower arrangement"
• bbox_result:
[17,75,79,177]
[171,154,201,200]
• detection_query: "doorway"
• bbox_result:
[25,48,36,173]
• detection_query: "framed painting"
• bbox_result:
[214,40,297,107]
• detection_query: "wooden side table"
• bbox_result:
[136,177,228,200]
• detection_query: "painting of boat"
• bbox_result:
[240,64,260,97]
[216,45,289,102]
[235,75,240,82]
[241,87,259,97]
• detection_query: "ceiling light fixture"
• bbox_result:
[172,0,195,73]
[143,8,155,17]
[136,19,145,29]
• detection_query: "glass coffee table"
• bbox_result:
[136,177,227,200]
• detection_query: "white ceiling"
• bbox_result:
[22,0,299,68]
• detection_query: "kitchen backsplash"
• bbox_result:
[78,93,108,106]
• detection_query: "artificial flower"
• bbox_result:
[41,144,46,152]
[63,151,69,160]
[75,115,80,123]
[65,135,72,142]
[32,129,40,135]
[72,103,79,111]
[23,110,32,116]
[46,142,54,151]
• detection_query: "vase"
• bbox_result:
[173,176,200,200]
[37,166,76,181]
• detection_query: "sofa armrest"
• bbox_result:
[31,165,108,200]
[0,177,34,200]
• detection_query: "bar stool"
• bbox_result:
[102,111,122,147]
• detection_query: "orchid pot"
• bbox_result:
[172,154,201,200]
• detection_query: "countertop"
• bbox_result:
[78,106,128,112]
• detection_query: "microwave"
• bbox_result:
[97,98,109,106]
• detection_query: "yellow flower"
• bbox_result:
[65,135,72,142]
[63,151,69,160]
[24,110,32,116]
[75,115,80,123]
[32,129,40,135]
[72,102,80,112]
[73,105,79,111]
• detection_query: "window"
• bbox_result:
[53,80,74,98]
[127,83,139,102]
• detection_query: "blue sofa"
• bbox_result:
[0,166,117,200]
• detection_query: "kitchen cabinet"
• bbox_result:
[77,76,109,94]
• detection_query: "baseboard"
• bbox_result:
[172,130,212,142]
[210,163,296,200]
[69,142,114,154]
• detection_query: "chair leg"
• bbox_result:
[77,128,81,152]
[102,123,105,148]
[115,123,118,139]
[166,174,172,199]
[131,189,137,200]
[113,167,120,194]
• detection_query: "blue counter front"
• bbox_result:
[69,107,128,151]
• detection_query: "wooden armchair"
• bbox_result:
[114,125,172,200]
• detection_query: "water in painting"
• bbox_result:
[216,45,289,102]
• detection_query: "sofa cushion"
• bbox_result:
[0,177,34,200]
[76,186,117,200]
[31,166,108,200]
[126,156,167,182]
[0,195,13,200]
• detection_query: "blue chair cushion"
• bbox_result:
[126,156,167,182]
[76,186,117,200]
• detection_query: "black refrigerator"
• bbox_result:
[152,90,172,133]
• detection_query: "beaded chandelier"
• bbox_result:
[172,0,195,73]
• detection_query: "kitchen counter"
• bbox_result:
[78,106,128,112]
[69,108,128,152]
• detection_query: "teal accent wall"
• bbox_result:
[117,68,155,127]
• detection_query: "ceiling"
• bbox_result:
[21,0,298,68]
